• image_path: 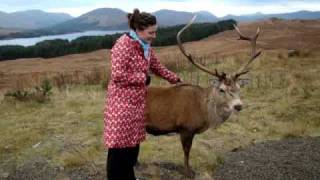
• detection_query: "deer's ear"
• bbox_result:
[238,78,251,87]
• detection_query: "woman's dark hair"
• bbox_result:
[127,9,157,31]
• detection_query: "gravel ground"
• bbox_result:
[3,137,320,180]
[213,136,320,180]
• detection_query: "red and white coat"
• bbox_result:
[104,34,180,148]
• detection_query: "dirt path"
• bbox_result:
[213,136,320,180]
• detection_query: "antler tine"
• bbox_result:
[234,25,262,77]
[177,15,220,77]
[234,25,251,41]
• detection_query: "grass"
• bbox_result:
[0,85,105,169]
[0,48,319,179]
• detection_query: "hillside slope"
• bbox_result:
[0,19,319,92]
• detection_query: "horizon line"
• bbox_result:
[0,7,319,18]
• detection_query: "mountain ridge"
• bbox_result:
[0,10,73,30]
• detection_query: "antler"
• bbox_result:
[177,15,224,79]
[234,25,262,78]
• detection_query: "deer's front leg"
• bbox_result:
[180,131,195,178]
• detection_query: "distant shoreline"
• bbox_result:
[0,28,129,41]
[0,30,128,46]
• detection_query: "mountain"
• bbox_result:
[196,10,219,21]
[220,13,265,22]
[47,9,218,33]
[1,8,320,39]
[46,8,128,33]
[0,27,23,36]
[153,9,218,27]
[0,10,73,30]
[48,9,320,34]
[274,10,320,20]
[220,11,320,22]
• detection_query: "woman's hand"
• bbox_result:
[175,77,191,86]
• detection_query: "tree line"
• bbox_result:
[0,19,236,61]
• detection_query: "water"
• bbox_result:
[0,30,128,47]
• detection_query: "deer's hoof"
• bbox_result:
[184,168,195,178]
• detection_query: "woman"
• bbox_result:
[104,9,181,180]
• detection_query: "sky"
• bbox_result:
[0,0,319,17]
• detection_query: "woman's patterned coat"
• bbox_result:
[104,34,180,148]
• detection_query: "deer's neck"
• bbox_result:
[205,87,232,128]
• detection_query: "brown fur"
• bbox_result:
[145,81,239,177]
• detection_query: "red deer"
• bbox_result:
[145,16,261,177]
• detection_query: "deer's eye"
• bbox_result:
[219,89,225,93]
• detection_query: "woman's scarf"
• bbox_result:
[129,30,150,60]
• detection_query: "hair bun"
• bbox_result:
[127,8,156,31]
[127,9,140,24]
[133,8,140,16]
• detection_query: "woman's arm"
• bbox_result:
[110,41,146,86]
[149,50,180,84]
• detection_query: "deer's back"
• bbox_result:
[145,85,209,134]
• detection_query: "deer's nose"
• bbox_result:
[234,105,242,112]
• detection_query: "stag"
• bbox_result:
[145,16,261,177]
